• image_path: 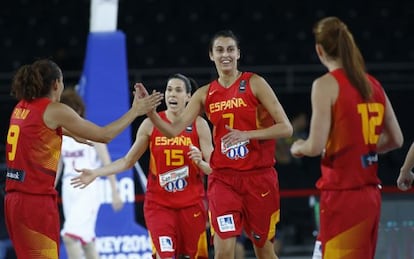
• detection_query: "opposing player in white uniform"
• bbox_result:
[56,88,124,259]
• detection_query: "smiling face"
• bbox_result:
[209,36,240,74]
[165,78,190,113]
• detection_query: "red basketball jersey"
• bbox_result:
[146,111,205,208]
[6,98,62,195]
[205,72,276,172]
[318,69,386,190]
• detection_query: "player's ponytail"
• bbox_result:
[313,17,372,100]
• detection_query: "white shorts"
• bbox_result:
[60,177,101,243]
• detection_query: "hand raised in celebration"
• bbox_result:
[132,83,164,116]
[134,82,149,98]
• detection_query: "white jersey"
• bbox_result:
[60,136,102,243]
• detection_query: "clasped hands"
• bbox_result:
[132,82,164,115]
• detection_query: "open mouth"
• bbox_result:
[168,100,178,107]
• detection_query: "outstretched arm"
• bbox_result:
[147,85,207,138]
[62,128,93,146]
[46,84,163,143]
[71,119,153,189]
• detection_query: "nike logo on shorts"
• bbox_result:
[261,190,270,197]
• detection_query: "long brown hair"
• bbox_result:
[313,17,372,100]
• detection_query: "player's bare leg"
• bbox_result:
[62,235,83,259]
[253,240,279,259]
[83,241,99,259]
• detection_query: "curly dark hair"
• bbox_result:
[11,59,62,100]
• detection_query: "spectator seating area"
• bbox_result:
[0,0,413,72]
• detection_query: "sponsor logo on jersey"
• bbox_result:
[6,168,25,182]
[361,152,378,168]
[221,140,249,160]
[159,166,189,192]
